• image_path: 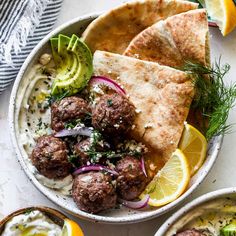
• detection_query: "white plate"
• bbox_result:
[156,187,236,235]
[9,13,223,224]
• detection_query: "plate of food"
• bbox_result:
[9,0,236,223]
[156,187,236,236]
[0,206,83,235]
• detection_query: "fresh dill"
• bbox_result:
[181,59,236,140]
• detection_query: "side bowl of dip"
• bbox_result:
[156,187,236,236]
[0,206,66,235]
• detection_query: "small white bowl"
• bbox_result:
[9,13,223,224]
[156,187,236,235]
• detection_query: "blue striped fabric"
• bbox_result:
[0,0,63,94]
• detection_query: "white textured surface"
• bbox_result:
[1,0,236,235]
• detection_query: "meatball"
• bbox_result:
[176,229,204,236]
[74,138,110,165]
[74,139,91,165]
[92,94,135,136]
[31,135,71,179]
[72,171,117,213]
[116,156,147,200]
[51,96,91,131]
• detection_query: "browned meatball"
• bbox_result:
[51,96,91,131]
[74,139,91,165]
[92,94,135,136]
[72,171,117,213]
[176,229,204,236]
[31,135,72,179]
[116,156,147,200]
[74,138,110,165]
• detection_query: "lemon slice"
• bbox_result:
[205,0,236,36]
[140,149,190,207]
[179,124,207,176]
[61,219,84,236]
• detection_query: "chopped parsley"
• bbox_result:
[24,209,32,215]
[65,119,82,129]
[68,154,78,166]
[107,99,113,107]
[37,118,42,128]
[46,90,70,105]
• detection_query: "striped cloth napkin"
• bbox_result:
[0,0,63,94]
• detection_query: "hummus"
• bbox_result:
[165,198,236,235]
[16,57,72,195]
[1,210,62,236]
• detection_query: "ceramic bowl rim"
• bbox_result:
[0,206,66,232]
[155,187,236,236]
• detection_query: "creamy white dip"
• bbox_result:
[16,59,72,195]
[1,210,62,236]
[165,198,236,236]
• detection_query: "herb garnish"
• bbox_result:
[68,154,78,165]
[87,149,142,163]
[24,209,32,215]
[107,99,113,107]
[65,119,82,129]
[46,90,70,105]
[84,131,144,163]
[181,59,236,140]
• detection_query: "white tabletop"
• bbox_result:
[1,1,236,235]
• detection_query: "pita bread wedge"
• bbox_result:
[124,9,210,67]
[93,50,194,162]
[82,0,198,54]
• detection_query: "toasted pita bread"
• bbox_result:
[93,50,194,162]
[82,0,198,54]
[124,9,210,67]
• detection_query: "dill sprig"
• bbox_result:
[181,59,236,140]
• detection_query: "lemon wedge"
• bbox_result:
[179,124,207,176]
[205,0,236,36]
[61,219,84,236]
[140,149,190,207]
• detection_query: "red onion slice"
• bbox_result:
[73,164,119,176]
[54,127,93,138]
[118,195,150,209]
[89,76,126,95]
[208,21,218,27]
[141,157,147,177]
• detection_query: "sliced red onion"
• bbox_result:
[73,164,119,176]
[54,127,93,138]
[208,21,218,27]
[89,76,126,95]
[118,195,150,209]
[141,157,147,177]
